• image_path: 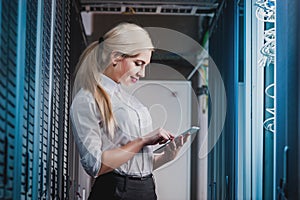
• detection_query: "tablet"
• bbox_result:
[153,126,200,153]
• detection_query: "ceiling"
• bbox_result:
[79,0,218,4]
[76,0,224,60]
[78,0,219,16]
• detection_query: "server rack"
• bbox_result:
[0,0,71,199]
[0,0,20,198]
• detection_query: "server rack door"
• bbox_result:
[38,0,71,199]
[0,0,21,199]
[0,0,71,199]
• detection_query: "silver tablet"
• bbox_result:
[153,126,200,153]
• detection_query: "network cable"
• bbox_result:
[255,0,276,133]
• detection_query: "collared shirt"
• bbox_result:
[70,74,153,178]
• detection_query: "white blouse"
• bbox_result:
[70,74,154,178]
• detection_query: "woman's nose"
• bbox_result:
[137,66,145,77]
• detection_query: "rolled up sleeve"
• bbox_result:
[70,94,103,178]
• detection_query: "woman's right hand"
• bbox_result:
[97,128,174,175]
[142,128,174,146]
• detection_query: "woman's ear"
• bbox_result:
[110,51,123,67]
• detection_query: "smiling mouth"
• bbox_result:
[130,76,139,82]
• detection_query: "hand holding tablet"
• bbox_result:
[153,126,200,153]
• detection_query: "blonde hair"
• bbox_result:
[72,22,154,138]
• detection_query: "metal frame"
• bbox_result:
[244,0,265,199]
[32,0,44,198]
[45,0,56,199]
[80,1,218,16]
[13,0,27,199]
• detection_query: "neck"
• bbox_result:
[103,65,119,83]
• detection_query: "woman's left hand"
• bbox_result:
[162,133,190,162]
[153,133,190,169]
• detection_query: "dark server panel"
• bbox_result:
[0,0,19,199]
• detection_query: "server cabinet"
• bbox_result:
[208,1,236,199]
[276,0,300,199]
[0,0,71,199]
[0,1,19,199]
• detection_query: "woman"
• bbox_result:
[70,22,188,200]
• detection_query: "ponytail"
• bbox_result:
[94,84,116,138]
[72,42,116,139]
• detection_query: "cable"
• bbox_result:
[255,0,276,133]
[255,0,276,22]
[265,83,275,99]
[258,28,276,67]
[264,84,275,133]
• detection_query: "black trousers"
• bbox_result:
[88,172,157,200]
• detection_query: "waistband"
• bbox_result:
[112,171,153,181]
